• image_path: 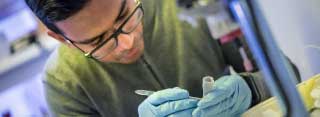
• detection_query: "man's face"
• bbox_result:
[53,0,144,64]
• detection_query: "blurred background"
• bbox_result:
[0,0,57,116]
[0,0,319,116]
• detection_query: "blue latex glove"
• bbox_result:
[192,74,252,117]
[138,87,199,117]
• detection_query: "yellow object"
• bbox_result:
[297,74,320,110]
[242,74,320,117]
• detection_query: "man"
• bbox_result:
[25,0,252,116]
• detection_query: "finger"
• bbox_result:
[213,75,241,89]
[200,91,251,115]
[138,101,157,117]
[198,74,246,108]
[147,87,189,106]
[155,98,198,116]
[206,96,237,114]
[192,98,236,117]
[193,107,229,117]
[192,107,202,117]
[197,88,234,109]
[167,108,195,117]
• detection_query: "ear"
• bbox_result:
[47,30,74,48]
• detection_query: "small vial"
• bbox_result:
[202,76,215,96]
[229,66,237,75]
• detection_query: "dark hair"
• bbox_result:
[25,0,88,34]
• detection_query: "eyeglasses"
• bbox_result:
[64,0,143,59]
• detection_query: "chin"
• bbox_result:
[119,56,141,64]
[99,49,144,64]
[118,50,143,64]
[118,37,145,64]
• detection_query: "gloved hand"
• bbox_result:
[192,74,252,117]
[138,87,199,117]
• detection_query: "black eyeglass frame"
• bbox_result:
[62,0,144,59]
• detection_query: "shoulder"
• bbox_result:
[43,45,99,115]
[141,0,179,23]
[43,44,94,86]
[141,0,179,16]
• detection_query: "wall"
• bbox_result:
[257,0,320,80]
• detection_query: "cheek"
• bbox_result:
[99,54,119,63]
[137,23,143,33]
[136,24,144,44]
[134,24,144,41]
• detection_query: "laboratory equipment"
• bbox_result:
[135,90,154,97]
[0,0,43,75]
[202,76,214,96]
[228,0,308,116]
[0,0,38,57]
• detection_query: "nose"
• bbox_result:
[116,33,135,51]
